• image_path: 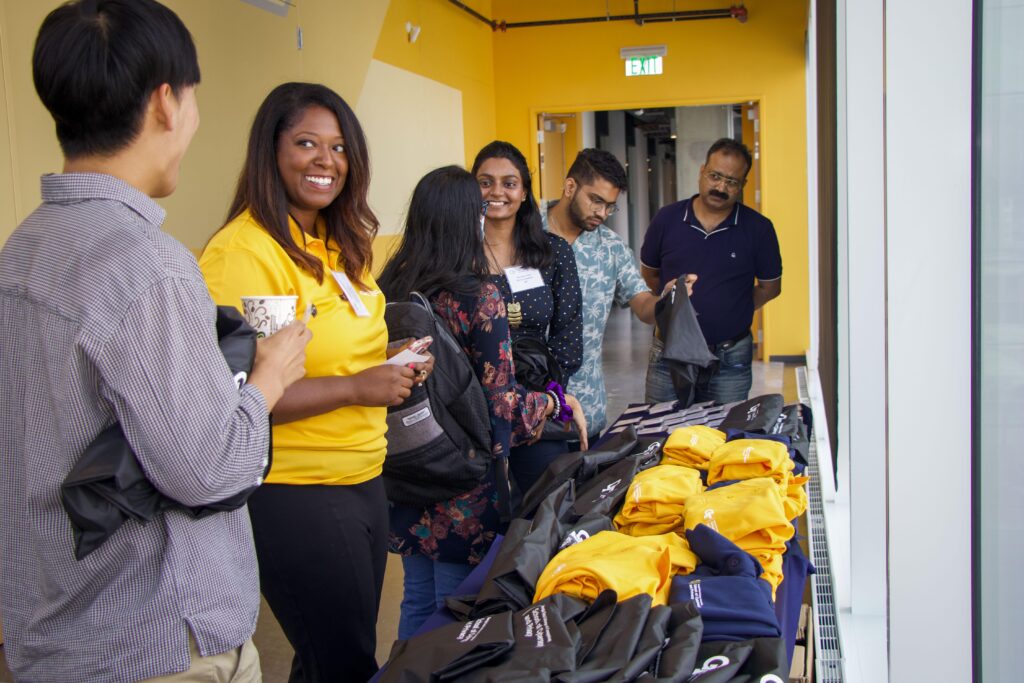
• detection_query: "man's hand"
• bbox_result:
[249,321,312,409]
[753,278,782,310]
[682,273,698,296]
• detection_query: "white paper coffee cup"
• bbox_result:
[240,295,298,338]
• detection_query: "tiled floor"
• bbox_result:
[0,306,794,682]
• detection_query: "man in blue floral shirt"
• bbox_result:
[544,149,692,439]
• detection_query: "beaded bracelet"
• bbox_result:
[545,381,573,424]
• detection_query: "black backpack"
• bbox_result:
[382,291,493,506]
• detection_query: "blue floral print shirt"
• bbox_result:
[542,207,650,436]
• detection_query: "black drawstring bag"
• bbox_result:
[563,592,704,683]
[469,480,578,617]
[688,637,789,682]
[517,427,640,520]
[654,283,719,408]
[379,611,517,683]
[769,403,812,469]
[717,394,785,433]
[60,306,271,560]
[569,442,662,520]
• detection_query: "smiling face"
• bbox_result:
[276,105,347,231]
[475,156,526,224]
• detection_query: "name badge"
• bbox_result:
[503,266,545,294]
[331,270,370,317]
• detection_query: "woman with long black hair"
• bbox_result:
[471,141,586,496]
[379,165,584,638]
[200,82,428,682]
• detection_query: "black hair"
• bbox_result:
[378,166,489,301]
[567,148,628,191]
[471,140,552,270]
[706,138,753,177]
[32,0,200,159]
[225,82,378,288]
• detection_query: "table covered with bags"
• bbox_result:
[375,394,814,682]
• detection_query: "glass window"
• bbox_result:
[976,1,1024,679]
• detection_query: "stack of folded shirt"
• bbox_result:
[706,438,809,520]
[534,530,698,607]
[778,470,809,520]
[661,425,726,470]
[670,524,781,641]
[682,479,794,596]
[613,464,704,536]
[706,438,792,483]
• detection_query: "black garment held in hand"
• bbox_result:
[60,306,271,560]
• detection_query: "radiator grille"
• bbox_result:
[797,366,846,682]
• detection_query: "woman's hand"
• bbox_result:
[248,321,313,410]
[350,364,417,406]
[564,394,588,451]
[411,352,434,386]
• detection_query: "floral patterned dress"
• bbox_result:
[388,281,548,565]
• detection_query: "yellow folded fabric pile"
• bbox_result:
[660,426,726,470]
[533,530,698,607]
[779,471,810,520]
[706,438,808,519]
[706,438,792,483]
[613,465,704,536]
[682,478,794,596]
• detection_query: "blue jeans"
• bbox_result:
[644,334,754,405]
[398,554,473,640]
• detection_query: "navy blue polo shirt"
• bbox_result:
[640,196,782,345]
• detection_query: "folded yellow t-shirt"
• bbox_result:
[614,465,704,536]
[661,426,726,470]
[683,478,794,554]
[534,531,698,606]
[706,439,794,485]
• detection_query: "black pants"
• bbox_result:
[509,439,570,503]
[248,478,389,683]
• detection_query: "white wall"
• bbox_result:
[884,2,972,680]
[355,60,465,236]
[673,105,730,200]
[834,0,974,680]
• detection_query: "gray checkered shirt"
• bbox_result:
[0,174,269,682]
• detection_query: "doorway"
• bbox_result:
[537,102,766,359]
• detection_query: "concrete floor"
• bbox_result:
[0,306,794,682]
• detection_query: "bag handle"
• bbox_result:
[410,290,432,309]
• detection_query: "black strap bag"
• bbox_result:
[383,292,493,506]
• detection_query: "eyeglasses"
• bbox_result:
[703,170,745,191]
[586,193,619,216]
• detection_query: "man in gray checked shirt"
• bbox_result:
[0,2,311,681]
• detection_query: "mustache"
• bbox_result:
[709,190,730,200]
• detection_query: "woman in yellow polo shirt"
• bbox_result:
[200,82,424,682]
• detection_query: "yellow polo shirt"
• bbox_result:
[533,531,698,606]
[200,208,387,485]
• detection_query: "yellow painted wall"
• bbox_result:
[373,0,496,170]
[0,0,388,248]
[490,0,810,357]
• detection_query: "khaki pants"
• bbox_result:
[138,636,261,683]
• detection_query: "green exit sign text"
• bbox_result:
[625,55,663,77]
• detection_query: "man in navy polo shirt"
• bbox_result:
[639,138,782,404]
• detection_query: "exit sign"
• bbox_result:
[625,55,663,77]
